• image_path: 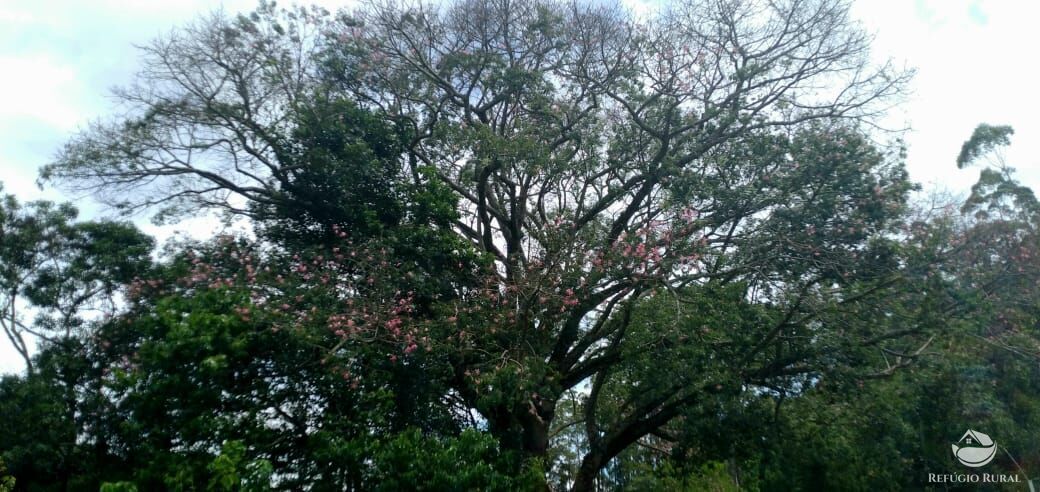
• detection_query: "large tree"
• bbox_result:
[578,124,1040,490]
[0,184,153,373]
[37,0,962,489]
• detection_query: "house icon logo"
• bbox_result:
[952,429,997,467]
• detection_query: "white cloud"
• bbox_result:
[0,56,82,130]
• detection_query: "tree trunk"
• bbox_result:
[571,452,603,492]
[518,392,556,454]
[521,410,551,456]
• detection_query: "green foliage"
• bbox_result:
[369,429,542,491]
[8,0,1040,489]
[954,124,1039,221]
[0,184,153,372]
[0,458,15,492]
[252,96,412,244]
[0,373,70,487]
[956,123,1014,168]
[0,342,133,491]
[624,461,743,492]
[207,441,273,491]
[99,482,138,492]
[95,271,389,489]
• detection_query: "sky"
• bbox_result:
[1,0,1039,373]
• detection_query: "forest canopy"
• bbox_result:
[3,0,1039,490]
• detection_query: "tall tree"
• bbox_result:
[0,184,153,373]
[37,1,947,489]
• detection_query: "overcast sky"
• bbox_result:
[2,0,1039,373]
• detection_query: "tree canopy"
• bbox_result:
[4,0,1039,490]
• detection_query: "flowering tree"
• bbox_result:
[35,0,962,489]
